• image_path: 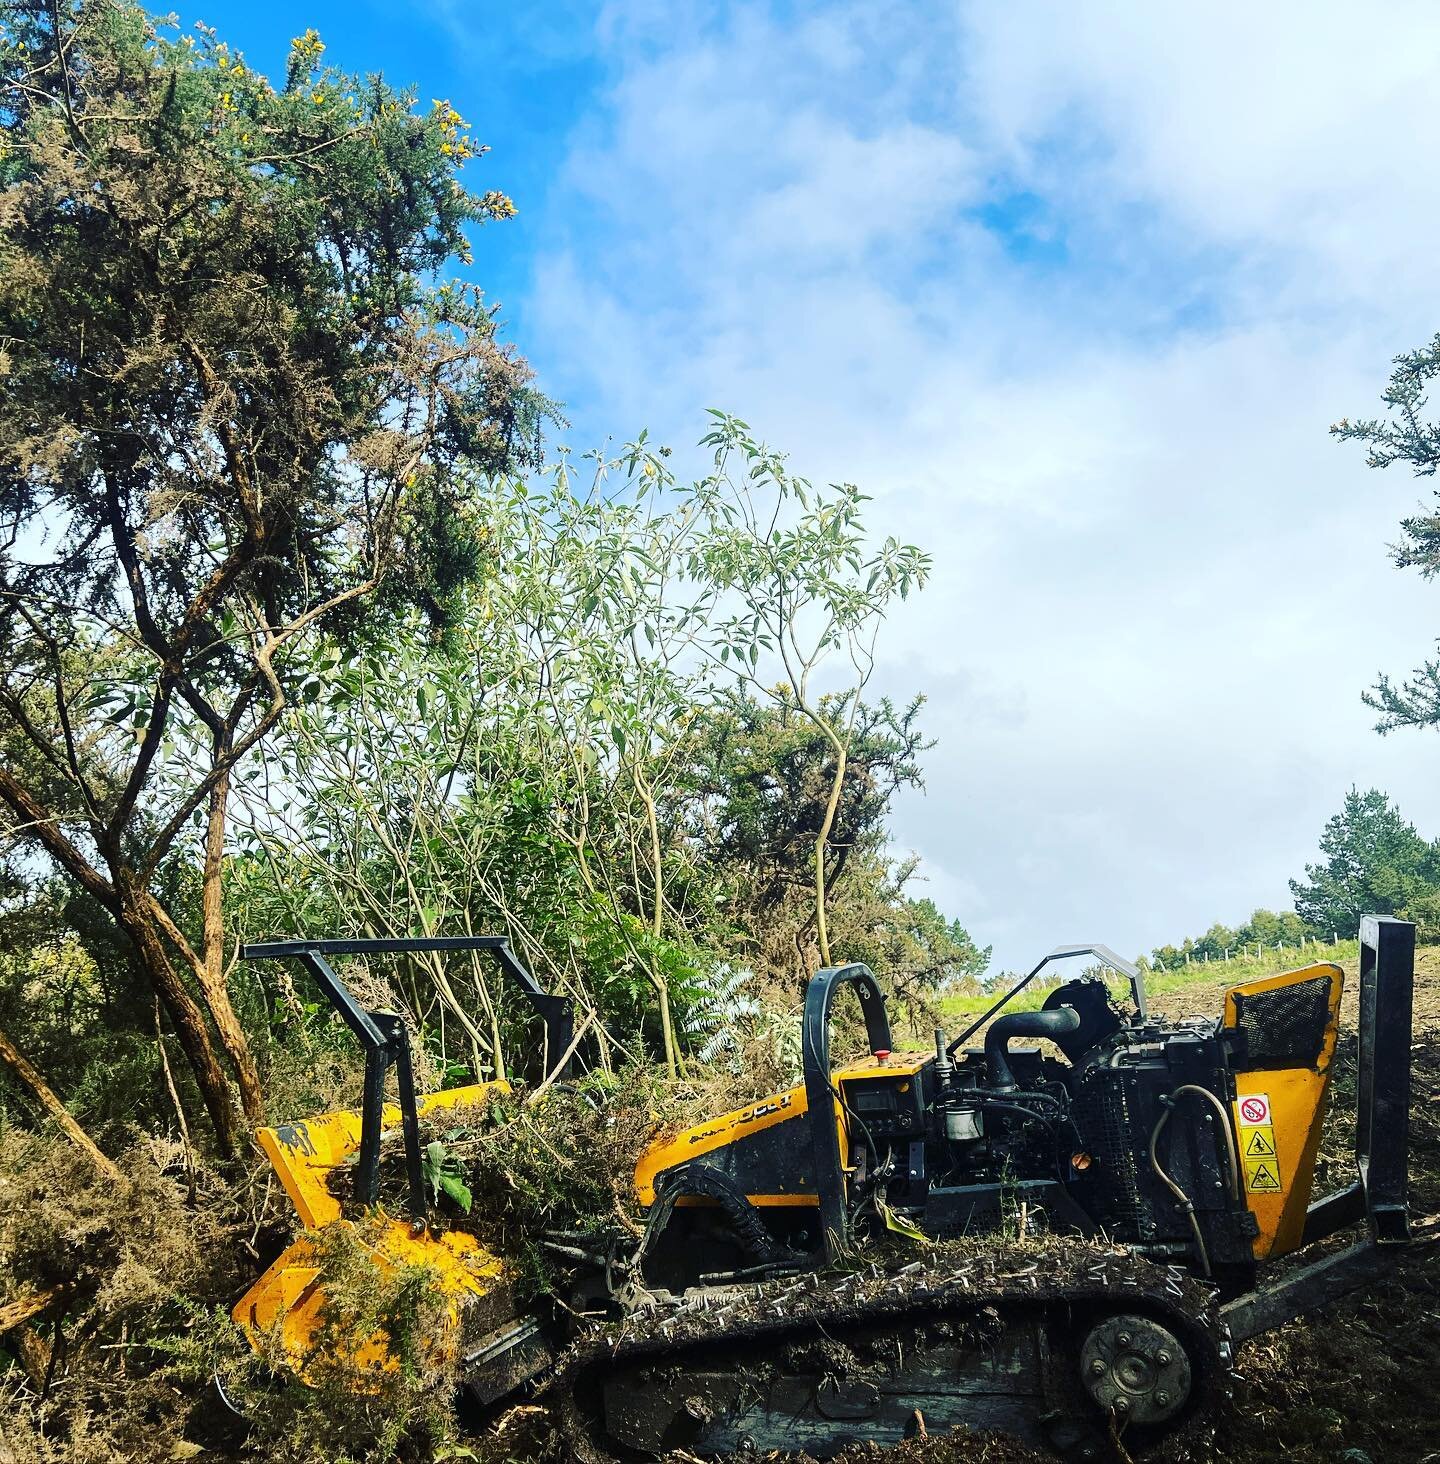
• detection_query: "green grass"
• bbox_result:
[933,938,1361,1033]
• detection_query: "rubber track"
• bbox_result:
[547,1240,1234,1462]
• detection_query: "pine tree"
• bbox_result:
[1289,788,1440,934]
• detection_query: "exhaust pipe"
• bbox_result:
[984,1006,1081,1091]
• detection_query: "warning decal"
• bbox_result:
[1243,1127,1277,1158]
[1236,1094,1283,1193]
[1244,1158,1282,1192]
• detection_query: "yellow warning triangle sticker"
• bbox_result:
[1246,1160,1282,1192]
[1244,1128,1276,1157]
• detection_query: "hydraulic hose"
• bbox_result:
[1147,1084,1242,1280]
[984,1006,1081,1091]
[1148,1104,1211,1278]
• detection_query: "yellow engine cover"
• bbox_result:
[633,1052,932,1210]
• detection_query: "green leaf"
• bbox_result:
[422,1139,447,1200]
[877,1195,930,1244]
[439,1172,473,1213]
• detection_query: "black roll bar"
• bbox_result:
[949,942,1145,1057]
[242,936,574,1216]
[1356,915,1414,1242]
[801,962,893,1258]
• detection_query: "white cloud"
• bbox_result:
[962,1,1440,308]
[516,0,1440,967]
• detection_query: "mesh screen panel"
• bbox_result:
[1231,973,1332,1069]
[1074,1069,1149,1233]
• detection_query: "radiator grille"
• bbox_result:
[1074,1068,1150,1236]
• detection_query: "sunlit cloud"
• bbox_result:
[510,0,1440,966]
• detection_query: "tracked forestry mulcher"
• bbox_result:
[232,917,1421,1460]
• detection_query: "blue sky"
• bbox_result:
[209,0,1440,970]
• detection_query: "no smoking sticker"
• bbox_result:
[1238,1093,1271,1125]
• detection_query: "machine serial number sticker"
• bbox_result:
[1244,1158,1282,1192]
[1242,1127,1277,1158]
[1237,1093,1271,1125]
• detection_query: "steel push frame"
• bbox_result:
[242,936,573,1219]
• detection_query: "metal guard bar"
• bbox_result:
[948,942,1145,1057]
[242,937,574,1215]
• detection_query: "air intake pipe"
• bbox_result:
[985,1005,1081,1091]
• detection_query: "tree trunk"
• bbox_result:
[813,741,848,967]
[118,895,245,1157]
[0,1022,120,1181]
[636,769,678,1079]
[198,763,264,1123]
[12,1320,54,1389]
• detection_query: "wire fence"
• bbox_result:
[1149,931,1351,973]
[946,933,1361,1019]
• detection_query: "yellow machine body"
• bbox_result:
[634,965,1347,1270]
[634,1051,931,1212]
[1221,961,1344,1260]
[234,1081,512,1377]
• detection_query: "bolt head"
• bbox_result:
[1114,1397,1131,1415]
[1157,1349,1173,1365]
[1117,1331,1131,1348]
[1090,1358,1108,1376]
[1156,1390,1170,1407]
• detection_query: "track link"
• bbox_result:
[549,1241,1232,1462]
